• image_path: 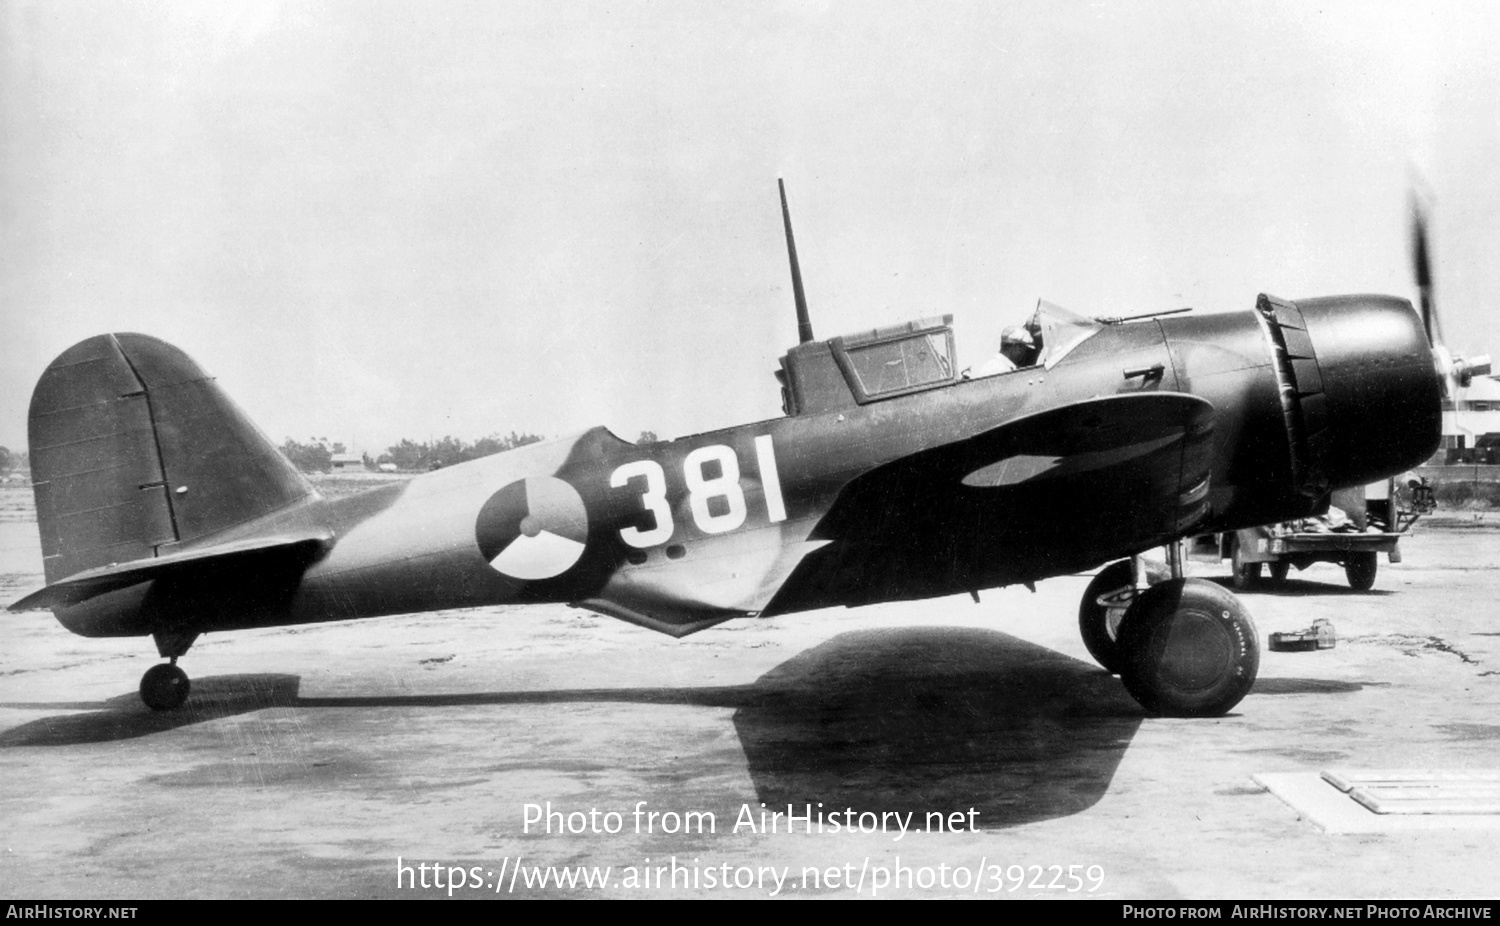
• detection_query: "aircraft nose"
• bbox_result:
[1275,293,1443,492]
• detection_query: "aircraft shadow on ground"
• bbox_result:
[0,674,303,747]
[1198,575,1394,597]
[1248,677,1369,695]
[726,627,1144,829]
[0,628,1148,829]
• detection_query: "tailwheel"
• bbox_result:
[140,662,190,711]
[1268,561,1290,584]
[1116,578,1259,717]
[1078,560,1137,674]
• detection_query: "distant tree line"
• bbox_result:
[380,432,545,471]
[0,446,27,476]
[279,438,345,473]
[279,433,547,473]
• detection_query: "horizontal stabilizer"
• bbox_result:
[9,529,332,612]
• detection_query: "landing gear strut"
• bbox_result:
[1077,551,1171,675]
[139,631,198,711]
[1077,560,1136,674]
[1080,544,1260,717]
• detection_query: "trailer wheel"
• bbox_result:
[1079,560,1136,674]
[1117,579,1260,717]
[1230,536,1261,589]
[1345,552,1377,591]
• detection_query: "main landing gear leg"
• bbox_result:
[140,632,198,711]
[1079,544,1260,717]
[1077,544,1182,676]
[1165,539,1185,580]
[1078,560,1137,674]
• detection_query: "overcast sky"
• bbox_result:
[4,1,1498,455]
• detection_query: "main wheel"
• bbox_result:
[1116,578,1259,717]
[140,663,190,711]
[1078,560,1136,674]
[1345,552,1377,591]
[1230,536,1261,589]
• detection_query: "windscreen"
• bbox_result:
[1033,300,1105,369]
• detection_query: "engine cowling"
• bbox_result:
[1162,293,1442,534]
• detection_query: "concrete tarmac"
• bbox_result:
[2,487,1497,899]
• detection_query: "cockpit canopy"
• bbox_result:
[777,315,956,416]
[832,316,957,401]
[775,301,1108,417]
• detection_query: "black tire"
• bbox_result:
[1078,560,1136,674]
[1230,536,1261,589]
[1345,552,1377,591]
[140,663,190,711]
[1116,578,1259,717]
[1268,561,1290,584]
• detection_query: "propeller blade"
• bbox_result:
[1410,196,1438,346]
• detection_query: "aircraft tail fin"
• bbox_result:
[28,333,316,585]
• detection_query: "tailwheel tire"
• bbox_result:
[1268,561,1290,584]
[1230,536,1261,589]
[140,663,190,711]
[1345,552,1378,591]
[1116,578,1259,717]
[1078,560,1137,674]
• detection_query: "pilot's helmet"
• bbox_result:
[1000,326,1034,348]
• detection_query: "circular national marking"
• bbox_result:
[475,477,588,580]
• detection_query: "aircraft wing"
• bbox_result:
[9,529,333,612]
[769,392,1217,610]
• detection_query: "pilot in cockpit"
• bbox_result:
[969,324,1042,378]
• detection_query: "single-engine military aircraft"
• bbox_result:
[11,182,1442,717]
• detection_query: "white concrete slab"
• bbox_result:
[1256,772,1500,834]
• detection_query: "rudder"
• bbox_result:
[29,333,315,584]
